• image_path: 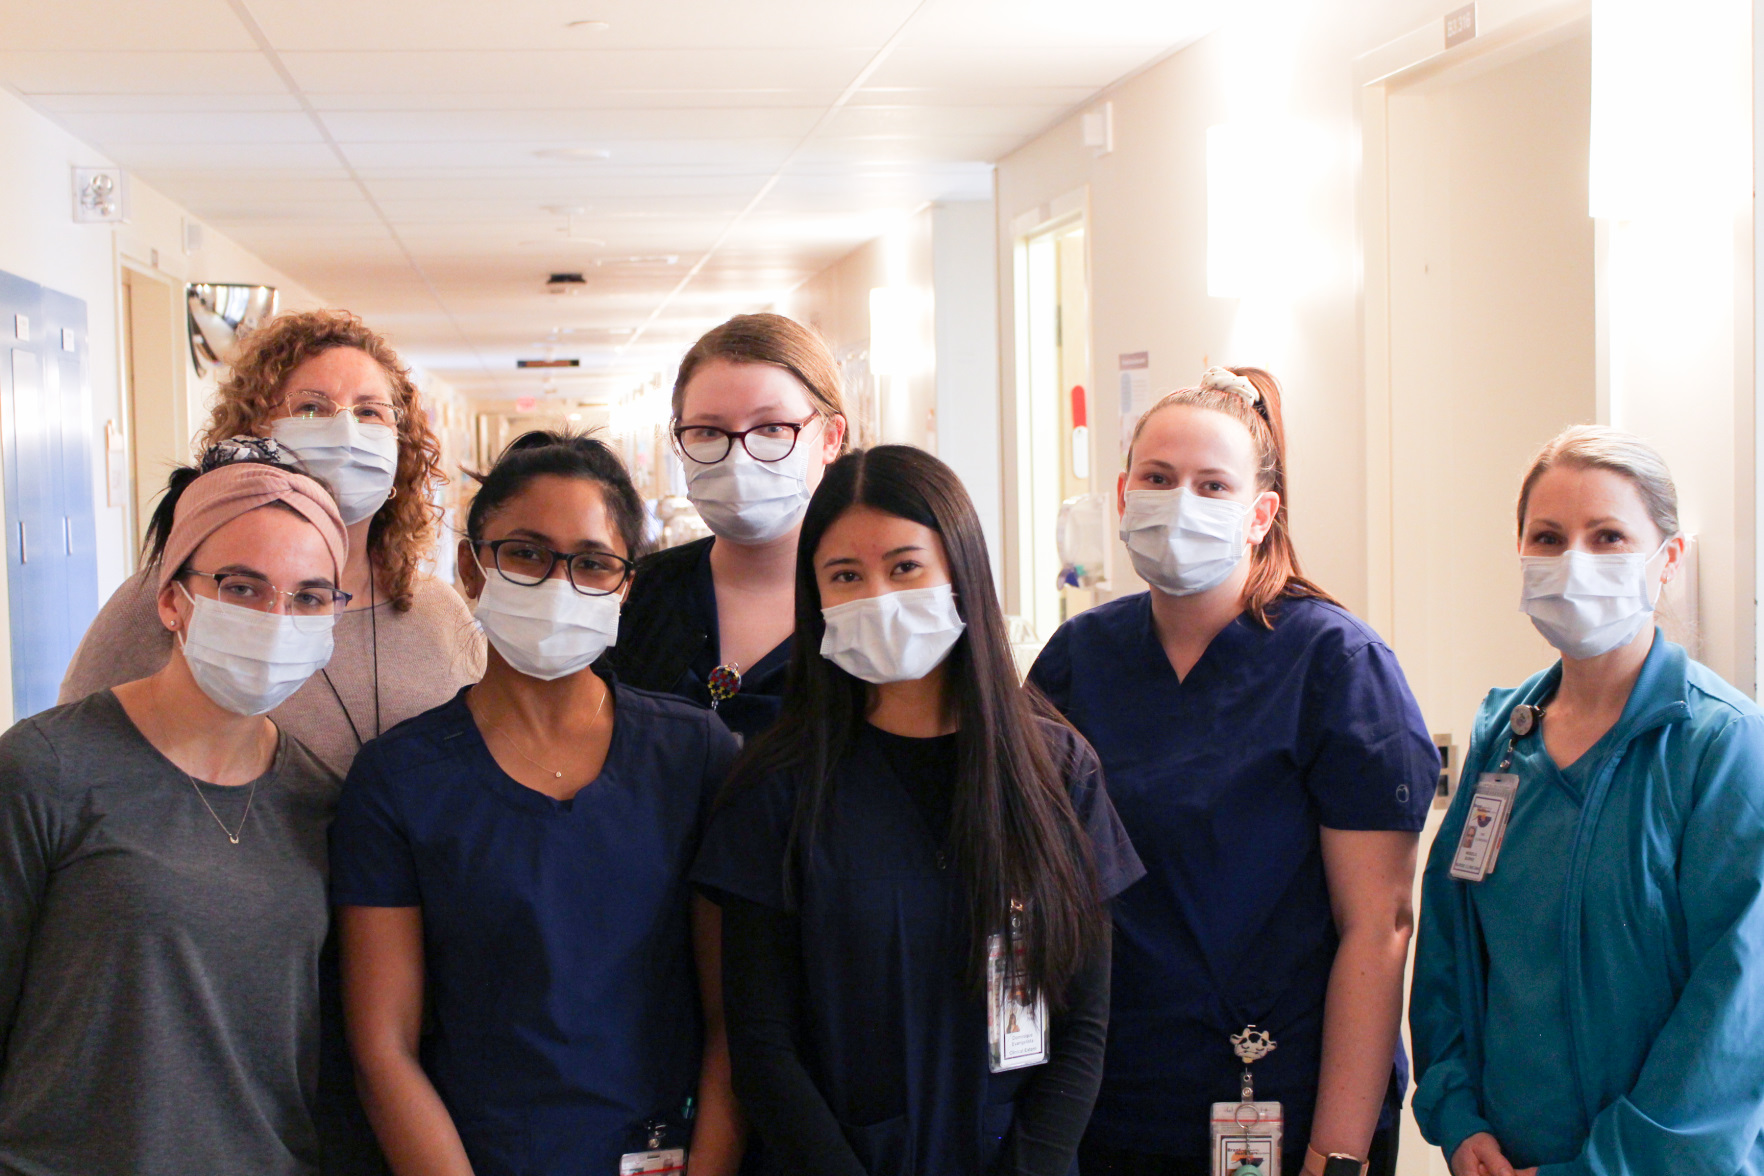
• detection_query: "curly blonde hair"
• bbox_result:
[197,309,444,611]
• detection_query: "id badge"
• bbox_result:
[1448,772,1519,883]
[618,1150,685,1175]
[986,929,1048,1072]
[1210,1099,1282,1176]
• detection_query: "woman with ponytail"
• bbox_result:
[1030,368,1438,1176]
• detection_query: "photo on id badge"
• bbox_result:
[987,929,1048,1071]
[1218,1137,1275,1176]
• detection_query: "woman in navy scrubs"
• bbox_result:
[694,444,1144,1176]
[614,313,848,740]
[332,432,743,1176]
[1030,369,1437,1176]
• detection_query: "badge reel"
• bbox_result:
[1448,702,1538,884]
[1210,1026,1281,1176]
[619,1112,688,1175]
[987,901,1049,1073]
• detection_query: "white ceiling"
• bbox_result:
[0,0,1219,402]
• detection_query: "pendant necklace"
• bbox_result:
[483,682,610,780]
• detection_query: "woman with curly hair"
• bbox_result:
[61,309,484,777]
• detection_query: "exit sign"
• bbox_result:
[1444,3,1476,47]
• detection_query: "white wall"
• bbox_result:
[778,199,1006,581]
[932,199,1003,583]
[994,0,1754,691]
[0,87,324,602]
[0,86,329,716]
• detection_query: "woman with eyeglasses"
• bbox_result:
[0,458,351,1175]
[62,308,483,776]
[331,432,743,1176]
[613,313,848,740]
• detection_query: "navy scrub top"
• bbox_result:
[680,542,792,739]
[329,680,740,1176]
[692,719,1144,1176]
[1028,594,1436,1161]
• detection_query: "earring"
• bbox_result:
[387,486,398,500]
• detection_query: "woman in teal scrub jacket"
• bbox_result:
[1411,425,1764,1176]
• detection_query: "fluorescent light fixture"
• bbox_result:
[869,287,923,377]
[1589,0,1747,219]
[1206,121,1332,300]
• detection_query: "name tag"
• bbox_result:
[619,1149,685,1175]
[987,930,1048,1072]
[1448,772,1519,883]
[1210,1100,1283,1176]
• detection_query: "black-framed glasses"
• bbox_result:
[673,415,818,464]
[276,390,406,429]
[181,570,352,626]
[475,539,633,597]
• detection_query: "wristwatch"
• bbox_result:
[1306,1147,1366,1176]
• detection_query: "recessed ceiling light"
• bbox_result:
[534,147,611,161]
[565,19,610,31]
[542,204,587,215]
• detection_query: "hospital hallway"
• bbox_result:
[0,1,1758,1175]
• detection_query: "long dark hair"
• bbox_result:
[728,445,1103,1004]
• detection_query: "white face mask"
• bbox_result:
[270,414,400,526]
[1519,541,1668,660]
[684,441,814,546]
[473,565,621,681]
[177,586,336,717]
[820,583,966,684]
[1119,488,1253,596]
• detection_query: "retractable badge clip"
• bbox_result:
[1210,1026,1282,1176]
[1449,702,1536,883]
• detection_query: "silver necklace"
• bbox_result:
[184,768,259,845]
[482,684,610,780]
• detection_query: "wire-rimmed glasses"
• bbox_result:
[673,415,818,464]
[181,570,352,631]
[475,539,633,596]
[277,390,406,429]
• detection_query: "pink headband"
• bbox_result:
[157,463,348,593]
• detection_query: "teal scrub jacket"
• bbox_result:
[1411,633,1764,1175]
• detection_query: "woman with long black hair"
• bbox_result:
[693,444,1143,1176]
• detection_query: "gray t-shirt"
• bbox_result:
[0,691,340,1176]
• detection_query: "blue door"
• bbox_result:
[0,270,99,720]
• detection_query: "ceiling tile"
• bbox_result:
[0,51,286,94]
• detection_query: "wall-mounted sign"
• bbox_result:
[515,396,538,412]
[516,358,580,368]
[1444,3,1476,48]
[1118,352,1151,454]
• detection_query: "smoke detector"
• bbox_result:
[545,272,586,296]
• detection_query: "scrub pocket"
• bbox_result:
[455,1113,531,1176]
[842,1112,915,1175]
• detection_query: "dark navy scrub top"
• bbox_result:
[329,680,740,1176]
[1028,594,1436,1162]
[692,719,1144,1176]
[613,536,791,741]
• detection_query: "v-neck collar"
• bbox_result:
[1131,591,1266,689]
[693,538,792,680]
[453,681,629,816]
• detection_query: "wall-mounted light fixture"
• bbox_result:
[1589,0,1746,220]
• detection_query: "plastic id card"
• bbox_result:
[1210,1100,1282,1176]
[618,1149,685,1175]
[1448,772,1520,883]
[986,930,1049,1072]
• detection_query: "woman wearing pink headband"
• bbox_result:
[0,458,352,1176]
